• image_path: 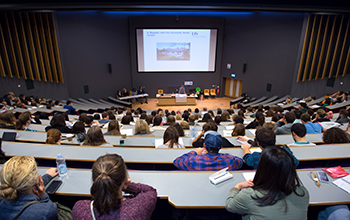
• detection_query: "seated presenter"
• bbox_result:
[179,85,186,95]
[137,86,148,104]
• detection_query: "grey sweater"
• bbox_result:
[274,121,293,135]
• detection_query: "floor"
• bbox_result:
[130,96,233,112]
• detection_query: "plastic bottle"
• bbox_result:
[56,154,68,178]
[191,126,197,138]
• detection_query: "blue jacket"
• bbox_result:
[0,174,59,220]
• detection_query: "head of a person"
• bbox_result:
[72,121,85,134]
[299,103,307,109]
[255,111,265,126]
[134,120,152,135]
[0,156,40,201]
[50,114,66,127]
[265,110,274,117]
[233,116,244,125]
[188,114,196,123]
[101,112,109,120]
[263,122,275,131]
[107,120,120,135]
[291,123,306,138]
[293,110,302,120]
[214,116,222,125]
[172,122,184,137]
[202,113,212,122]
[300,113,311,123]
[85,116,94,126]
[140,113,147,120]
[90,154,129,215]
[195,108,199,113]
[204,131,223,153]
[180,85,184,89]
[253,146,303,207]
[284,112,296,124]
[232,123,245,136]
[79,113,87,123]
[316,109,327,118]
[82,126,107,146]
[163,126,180,148]
[145,115,153,125]
[255,128,276,148]
[180,120,189,130]
[139,86,143,90]
[46,128,62,145]
[217,108,222,115]
[175,113,182,120]
[66,101,72,106]
[208,110,214,118]
[121,116,131,125]
[15,112,31,130]
[166,115,175,124]
[0,111,16,125]
[153,115,162,126]
[221,111,230,122]
[322,127,350,144]
[339,109,349,118]
[246,107,254,113]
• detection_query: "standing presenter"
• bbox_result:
[179,85,186,95]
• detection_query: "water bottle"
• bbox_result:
[191,126,197,138]
[56,154,68,178]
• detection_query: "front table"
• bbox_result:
[157,94,197,106]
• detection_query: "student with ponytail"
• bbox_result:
[45,128,62,145]
[72,154,157,219]
[0,156,59,219]
[15,113,37,131]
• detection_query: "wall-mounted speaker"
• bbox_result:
[26,80,34,90]
[266,83,272,92]
[84,85,89,94]
[108,64,112,73]
[326,77,335,87]
[243,63,247,73]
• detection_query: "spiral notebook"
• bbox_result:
[333,175,350,194]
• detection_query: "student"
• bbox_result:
[225,146,309,219]
[63,101,76,115]
[45,114,73,133]
[104,119,121,136]
[221,111,231,122]
[274,112,295,135]
[72,121,86,143]
[82,126,113,147]
[98,112,111,125]
[0,156,59,220]
[232,123,245,136]
[0,111,16,129]
[293,110,303,124]
[246,111,264,129]
[312,109,330,123]
[163,115,176,125]
[157,126,185,148]
[301,113,325,133]
[73,154,157,219]
[45,128,62,145]
[15,112,37,131]
[152,115,166,130]
[137,86,148,104]
[174,131,243,171]
[335,109,350,124]
[322,127,350,144]
[287,123,315,146]
[239,128,299,169]
[134,120,153,136]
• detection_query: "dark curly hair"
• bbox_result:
[322,127,350,144]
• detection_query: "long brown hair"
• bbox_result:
[46,128,61,144]
[163,126,179,148]
[232,123,245,136]
[107,120,121,135]
[15,113,31,130]
[82,126,108,146]
[90,154,127,216]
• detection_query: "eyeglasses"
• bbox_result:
[310,172,321,188]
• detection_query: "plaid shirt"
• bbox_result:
[173,151,243,171]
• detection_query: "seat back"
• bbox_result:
[210,89,216,95]
[158,89,164,94]
[204,89,210,95]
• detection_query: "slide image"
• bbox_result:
[156,42,190,61]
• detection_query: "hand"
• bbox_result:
[33,175,46,198]
[241,143,251,151]
[270,121,276,125]
[235,179,254,190]
[195,147,205,155]
[46,168,58,178]
[237,136,248,142]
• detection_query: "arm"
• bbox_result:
[173,151,197,170]
[241,143,251,155]
[242,152,260,169]
[225,181,253,214]
[192,130,204,145]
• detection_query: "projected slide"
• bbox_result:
[137,29,217,72]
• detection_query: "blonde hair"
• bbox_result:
[46,128,61,144]
[0,156,38,201]
[134,120,152,135]
[175,113,182,120]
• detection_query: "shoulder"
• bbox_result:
[72,200,92,219]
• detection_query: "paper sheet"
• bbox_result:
[243,172,256,181]
[120,129,133,136]
[333,175,350,194]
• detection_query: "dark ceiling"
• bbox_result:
[0,0,350,13]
